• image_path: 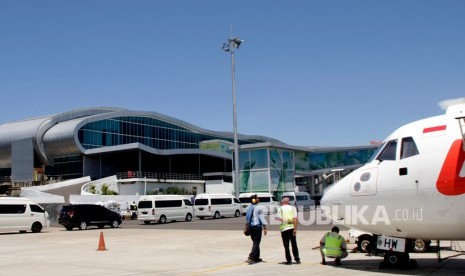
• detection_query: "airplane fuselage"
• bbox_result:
[322,104,465,241]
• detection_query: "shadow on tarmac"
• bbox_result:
[334,254,465,276]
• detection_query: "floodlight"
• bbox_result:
[222,43,230,52]
[221,35,244,197]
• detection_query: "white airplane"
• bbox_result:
[321,101,465,266]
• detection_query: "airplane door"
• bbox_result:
[396,137,421,192]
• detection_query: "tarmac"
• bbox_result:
[1,227,465,276]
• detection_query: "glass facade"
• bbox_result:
[269,149,295,199]
[78,116,262,151]
[239,149,268,193]
[0,168,11,179]
[239,148,295,199]
[45,155,83,180]
[295,149,374,172]
[239,146,374,198]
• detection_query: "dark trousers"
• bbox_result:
[248,226,262,261]
[281,229,300,263]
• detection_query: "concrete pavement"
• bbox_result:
[1,227,465,275]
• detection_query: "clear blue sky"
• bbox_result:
[1,1,464,147]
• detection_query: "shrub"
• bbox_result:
[101,183,118,195]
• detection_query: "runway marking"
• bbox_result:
[190,260,322,275]
[190,261,245,275]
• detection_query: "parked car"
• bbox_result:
[0,197,50,233]
[58,204,122,230]
[137,195,194,224]
[121,201,138,220]
[121,209,137,220]
[238,193,279,215]
[194,193,242,219]
[281,192,315,211]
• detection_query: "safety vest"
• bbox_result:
[279,205,295,231]
[322,233,343,257]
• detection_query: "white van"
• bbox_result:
[194,193,242,219]
[0,197,50,233]
[238,193,279,215]
[281,192,314,211]
[137,195,194,224]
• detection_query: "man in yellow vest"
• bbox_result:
[320,226,348,265]
[276,197,300,265]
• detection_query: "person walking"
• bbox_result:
[130,201,138,220]
[320,226,348,265]
[277,196,300,265]
[245,194,267,264]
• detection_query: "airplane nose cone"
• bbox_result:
[320,181,347,222]
[321,184,338,207]
[320,189,330,207]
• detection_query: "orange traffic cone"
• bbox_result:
[97,231,107,251]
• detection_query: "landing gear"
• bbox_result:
[357,234,375,253]
[379,251,417,269]
[385,251,409,266]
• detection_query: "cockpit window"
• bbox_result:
[377,139,397,161]
[367,142,385,163]
[400,137,419,159]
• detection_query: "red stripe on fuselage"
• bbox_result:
[423,125,447,133]
[436,139,465,196]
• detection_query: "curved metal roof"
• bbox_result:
[0,107,284,166]
[0,116,50,167]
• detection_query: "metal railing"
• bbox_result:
[116,171,204,181]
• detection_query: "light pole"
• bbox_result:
[222,37,243,197]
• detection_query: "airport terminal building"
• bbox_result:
[0,107,376,198]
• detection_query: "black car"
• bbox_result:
[58,204,122,230]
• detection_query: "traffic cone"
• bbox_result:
[97,231,107,251]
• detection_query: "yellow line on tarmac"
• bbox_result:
[190,261,247,275]
[190,260,322,275]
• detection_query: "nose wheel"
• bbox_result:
[380,251,417,269]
